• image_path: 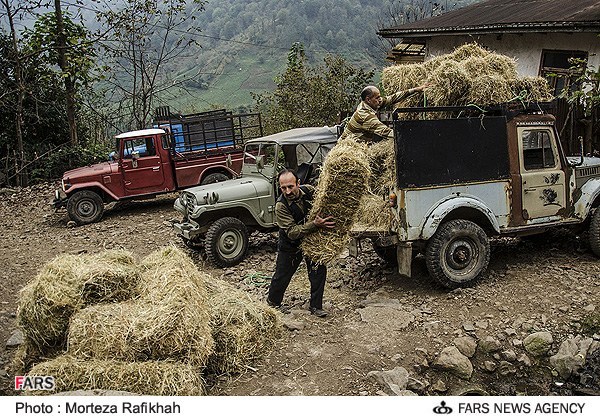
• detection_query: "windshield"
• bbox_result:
[244,143,277,166]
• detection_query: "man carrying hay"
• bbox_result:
[344,84,430,143]
[267,169,335,318]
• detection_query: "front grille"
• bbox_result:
[578,166,600,177]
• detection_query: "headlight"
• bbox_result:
[180,192,197,214]
[62,178,72,191]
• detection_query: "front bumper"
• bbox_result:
[173,221,204,240]
[52,189,68,209]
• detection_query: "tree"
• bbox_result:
[0,0,43,186]
[97,0,206,130]
[26,7,96,146]
[559,57,600,154]
[253,43,374,134]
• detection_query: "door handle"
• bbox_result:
[524,188,536,193]
[152,167,160,172]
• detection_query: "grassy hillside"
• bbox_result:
[157,0,480,112]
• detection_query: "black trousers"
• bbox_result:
[268,249,327,309]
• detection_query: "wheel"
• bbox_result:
[201,172,229,185]
[589,209,600,256]
[425,220,490,289]
[66,190,104,225]
[205,217,249,267]
[371,239,397,266]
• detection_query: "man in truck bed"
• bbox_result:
[344,84,430,143]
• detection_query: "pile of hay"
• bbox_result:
[205,278,281,375]
[366,139,396,195]
[17,246,281,395]
[68,247,214,366]
[16,250,139,367]
[29,355,204,396]
[382,43,553,114]
[301,134,371,264]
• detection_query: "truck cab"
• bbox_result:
[172,126,339,267]
[351,103,600,288]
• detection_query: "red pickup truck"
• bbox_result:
[53,110,262,225]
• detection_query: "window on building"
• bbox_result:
[540,50,587,96]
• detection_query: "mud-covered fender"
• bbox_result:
[573,178,600,220]
[420,196,500,240]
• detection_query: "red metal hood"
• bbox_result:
[63,161,117,181]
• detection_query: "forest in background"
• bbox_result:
[0,0,479,185]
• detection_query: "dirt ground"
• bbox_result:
[0,182,598,396]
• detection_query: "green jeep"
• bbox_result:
[172,126,339,267]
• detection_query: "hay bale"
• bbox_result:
[449,43,490,61]
[68,246,214,367]
[17,250,139,354]
[12,339,62,376]
[301,135,371,264]
[382,43,552,112]
[28,355,204,396]
[513,76,554,102]
[460,56,490,76]
[466,75,516,105]
[367,139,395,195]
[204,278,281,375]
[426,60,472,106]
[382,63,427,93]
[484,54,519,80]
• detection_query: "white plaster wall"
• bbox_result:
[426,33,600,75]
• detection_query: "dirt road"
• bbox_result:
[0,183,598,396]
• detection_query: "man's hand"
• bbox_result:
[314,214,335,229]
[414,82,434,92]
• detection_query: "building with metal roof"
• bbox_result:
[378,0,600,87]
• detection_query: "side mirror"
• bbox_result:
[569,136,584,167]
[131,151,140,168]
[256,155,265,170]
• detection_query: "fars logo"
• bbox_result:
[14,376,55,391]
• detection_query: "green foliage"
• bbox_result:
[0,16,102,184]
[29,141,113,183]
[24,11,96,89]
[253,43,374,134]
[559,58,600,118]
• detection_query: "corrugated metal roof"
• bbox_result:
[379,0,600,37]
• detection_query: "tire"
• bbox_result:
[205,217,249,267]
[201,172,229,185]
[589,209,600,257]
[425,220,490,289]
[66,190,104,225]
[372,239,397,266]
